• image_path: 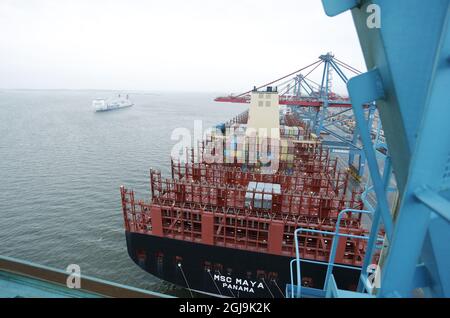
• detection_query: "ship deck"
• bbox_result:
[0,255,171,298]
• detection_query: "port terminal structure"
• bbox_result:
[2,0,448,299]
[285,0,450,298]
[215,54,387,181]
[216,0,450,299]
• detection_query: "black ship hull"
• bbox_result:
[126,231,361,298]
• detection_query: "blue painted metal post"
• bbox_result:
[323,209,373,290]
[357,155,392,292]
[347,69,394,239]
[315,54,331,135]
[348,129,358,169]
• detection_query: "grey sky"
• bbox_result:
[0,0,365,93]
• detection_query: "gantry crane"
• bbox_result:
[215,53,386,178]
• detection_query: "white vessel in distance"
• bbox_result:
[93,94,133,112]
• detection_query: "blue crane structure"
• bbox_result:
[292,52,383,180]
[288,0,450,298]
[215,53,384,179]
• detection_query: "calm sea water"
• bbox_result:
[0,89,246,296]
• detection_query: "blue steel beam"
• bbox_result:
[315,56,331,134]
[379,4,450,296]
[357,155,392,292]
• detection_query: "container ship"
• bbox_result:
[120,87,374,298]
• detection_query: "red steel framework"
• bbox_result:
[225,110,248,125]
[121,131,372,266]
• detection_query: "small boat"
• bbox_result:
[93,94,133,112]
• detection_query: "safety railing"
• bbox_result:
[289,208,384,298]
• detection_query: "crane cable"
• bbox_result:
[279,60,325,96]
[333,58,362,74]
[236,59,323,97]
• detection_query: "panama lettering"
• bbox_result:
[213,274,264,293]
